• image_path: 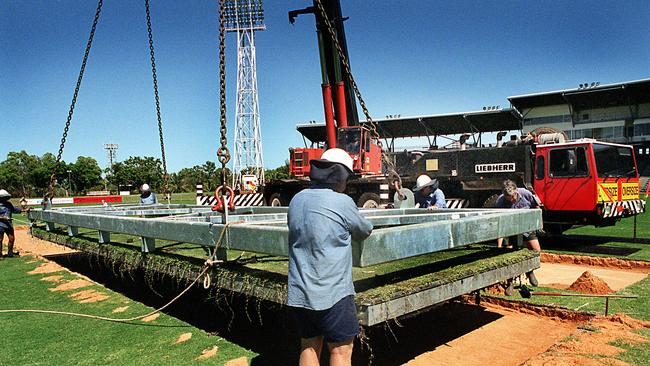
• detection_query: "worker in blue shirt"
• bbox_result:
[495,180,542,293]
[139,184,157,205]
[413,174,447,209]
[287,148,373,366]
[0,189,23,258]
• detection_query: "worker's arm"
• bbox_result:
[345,200,373,241]
[430,190,447,209]
[520,189,539,209]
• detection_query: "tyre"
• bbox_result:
[357,192,381,208]
[268,192,288,207]
[482,194,500,208]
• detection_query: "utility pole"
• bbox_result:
[225,0,265,191]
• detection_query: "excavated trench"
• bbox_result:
[45,251,515,366]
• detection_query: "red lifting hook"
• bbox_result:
[212,186,235,213]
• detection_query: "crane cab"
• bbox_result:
[337,126,382,175]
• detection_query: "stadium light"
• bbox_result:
[224,0,265,32]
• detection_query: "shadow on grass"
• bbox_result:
[564,234,650,245]
[541,234,643,257]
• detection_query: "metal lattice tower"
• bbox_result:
[104,143,119,168]
[225,0,265,190]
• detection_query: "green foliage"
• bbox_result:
[107,156,163,192]
[171,161,227,193]
[264,160,290,181]
[70,156,103,194]
[0,151,69,197]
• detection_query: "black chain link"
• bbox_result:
[46,0,103,200]
[145,0,171,201]
[313,0,399,179]
[217,0,230,186]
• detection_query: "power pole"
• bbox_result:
[225,0,265,191]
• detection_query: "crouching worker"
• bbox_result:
[413,174,447,209]
[495,180,541,292]
[0,189,23,258]
[287,148,373,366]
[139,184,157,205]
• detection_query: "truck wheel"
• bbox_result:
[269,193,288,207]
[482,194,500,208]
[357,193,381,208]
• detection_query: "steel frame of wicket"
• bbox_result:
[28,205,542,267]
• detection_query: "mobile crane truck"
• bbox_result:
[261,0,646,235]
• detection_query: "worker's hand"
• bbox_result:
[428,205,439,210]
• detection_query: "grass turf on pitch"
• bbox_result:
[0,256,256,365]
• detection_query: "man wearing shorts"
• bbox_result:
[495,180,542,291]
[0,189,23,258]
[287,148,373,366]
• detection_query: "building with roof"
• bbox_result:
[294,78,650,185]
[508,78,650,178]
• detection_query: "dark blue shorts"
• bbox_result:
[291,295,360,343]
[0,224,13,236]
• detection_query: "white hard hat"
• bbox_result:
[319,148,354,173]
[141,184,150,192]
[0,189,10,198]
[413,175,438,191]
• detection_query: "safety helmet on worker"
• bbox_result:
[319,148,354,173]
[141,184,151,192]
[0,189,10,198]
[413,174,439,191]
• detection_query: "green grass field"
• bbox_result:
[0,257,256,365]
[5,194,649,364]
[543,196,650,261]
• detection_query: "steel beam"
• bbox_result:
[28,206,542,267]
[358,254,540,326]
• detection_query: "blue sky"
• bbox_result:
[2,1,649,171]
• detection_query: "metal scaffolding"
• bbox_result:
[226,0,266,190]
[28,206,542,267]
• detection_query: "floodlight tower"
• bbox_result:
[104,143,119,168]
[225,0,266,190]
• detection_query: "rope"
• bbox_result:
[0,224,230,323]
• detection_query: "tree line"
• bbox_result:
[0,150,289,197]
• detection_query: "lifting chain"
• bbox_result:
[145,0,171,202]
[313,0,400,183]
[214,0,233,214]
[216,0,230,171]
[46,0,104,202]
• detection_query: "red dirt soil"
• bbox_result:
[523,314,650,366]
[567,271,615,294]
[542,253,650,271]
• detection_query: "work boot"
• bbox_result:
[526,271,539,287]
[504,279,514,297]
[6,252,19,258]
